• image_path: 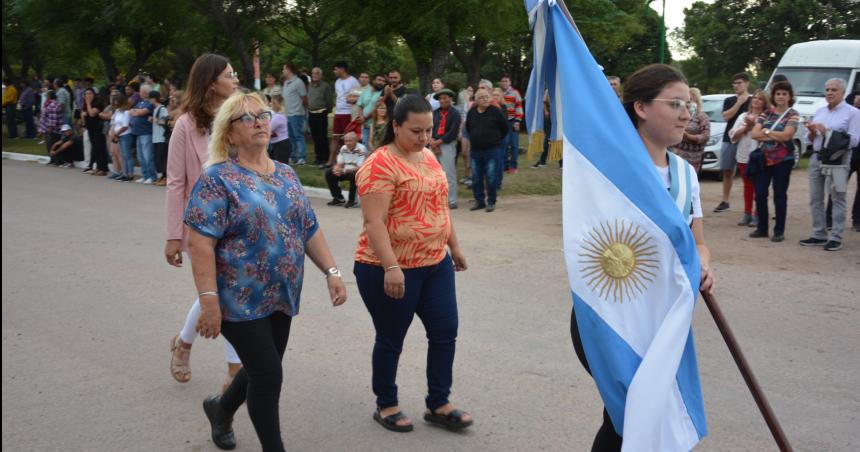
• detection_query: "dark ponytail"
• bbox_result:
[622,64,687,127]
[381,94,433,146]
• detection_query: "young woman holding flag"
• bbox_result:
[570,64,715,451]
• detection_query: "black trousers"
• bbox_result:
[271,139,292,165]
[89,130,109,172]
[571,309,623,452]
[5,104,18,138]
[308,112,330,164]
[325,169,357,202]
[154,142,168,176]
[219,312,292,452]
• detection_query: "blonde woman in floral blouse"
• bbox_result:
[671,87,710,172]
[185,92,346,451]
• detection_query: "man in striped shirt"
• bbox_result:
[499,75,523,174]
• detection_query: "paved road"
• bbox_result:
[2,158,858,451]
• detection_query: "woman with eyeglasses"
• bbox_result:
[186,92,347,451]
[571,64,714,451]
[165,54,243,389]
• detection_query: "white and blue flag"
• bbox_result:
[524,1,707,450]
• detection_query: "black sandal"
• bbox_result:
[373,408,414,432]
[424,408,473,431]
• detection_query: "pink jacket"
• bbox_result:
[165,113,210,247]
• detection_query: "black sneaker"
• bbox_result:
[771,234,785,242]
[448,202,458,210]
[203,396,236,450]
[749,230,768,238]
[485,203,496,212]
[713,201,730,213]
[799,237,827,246]
[824,241,842,251]
[327,198,345,206]
[344,201,357,208]
[531,162,546,168]
[469,203,486,211]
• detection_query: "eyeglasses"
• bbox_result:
[223,71,240,80]
[231,111,273,127]
[652,98,693,113]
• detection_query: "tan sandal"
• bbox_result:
[169,335,191,383]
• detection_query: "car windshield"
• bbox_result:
[702,98,726,123]
[770,68,852,97]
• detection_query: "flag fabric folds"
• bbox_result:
[523,1,707,450]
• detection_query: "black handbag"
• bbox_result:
[820,130,851,165]
[745,147,764,179]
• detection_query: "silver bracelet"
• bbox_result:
[384,265,401,272]
[198,291,218,298]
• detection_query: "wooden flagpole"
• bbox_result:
[702,292,794,452]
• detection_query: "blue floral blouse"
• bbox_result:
[184,160,319,321]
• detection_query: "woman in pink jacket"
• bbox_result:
[165,53,240,388]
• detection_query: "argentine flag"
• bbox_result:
[523,1,707,450]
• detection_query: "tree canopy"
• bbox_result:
[677,0,860,93]
[3,0,669,94]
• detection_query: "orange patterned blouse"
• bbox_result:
[354,145,451,269]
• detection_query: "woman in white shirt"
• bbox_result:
[730,89,769,227]
[268,95,291,164]
[111,94,135,181]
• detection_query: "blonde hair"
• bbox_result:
[689,87,703,115]
[206,92,269,167]
[751,89,771,113]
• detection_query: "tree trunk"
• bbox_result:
[402,31,450,95]
[230,33,255,89]
[96,41,119,82]
[450,35,487,89]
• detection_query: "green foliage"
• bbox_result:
[679,0,860,93]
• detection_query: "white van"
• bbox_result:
[767,40,860,153]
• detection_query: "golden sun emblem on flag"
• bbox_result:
[579,220,658,303]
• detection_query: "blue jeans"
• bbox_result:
[471,147,501,206]
[755,159,793,236]
[119,134,136,177]
[135,134,156,180]
[287,116,306,160]
[503,122,519,169]
[362,126,371,147]
[354,256,459,411]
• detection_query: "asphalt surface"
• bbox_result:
[2,158,858,451]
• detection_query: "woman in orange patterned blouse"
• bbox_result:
[353,95,473,433]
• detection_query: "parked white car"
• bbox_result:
[699,94,729,176]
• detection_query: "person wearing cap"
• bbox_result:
[150,90,170,185]
[48,124,84,167]
[324,131,367,208]
[129,84,158,184]
[431,88,461,209]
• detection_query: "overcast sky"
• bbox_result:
[652,0,715,58]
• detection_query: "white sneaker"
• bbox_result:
[297,158,306,166]
[143,178,154,185]
[134,177,145,183]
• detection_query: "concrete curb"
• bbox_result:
[2,151,338,200]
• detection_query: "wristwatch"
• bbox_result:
[763,128,771,136]
[324,267,342,279]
